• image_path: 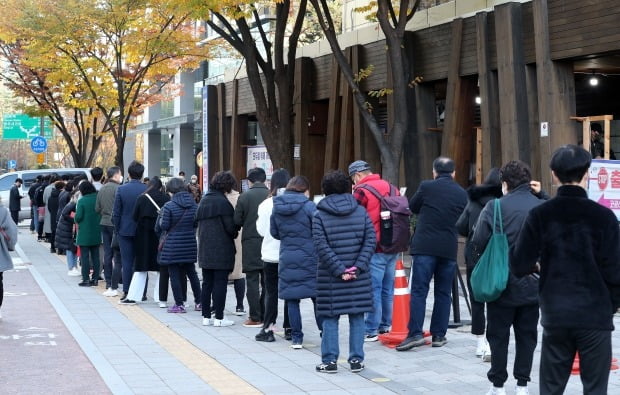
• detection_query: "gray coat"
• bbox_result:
[43,184,54,234]
[0,206,17,272]
[96,180,120,227]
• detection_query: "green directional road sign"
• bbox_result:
[1,114,53,140]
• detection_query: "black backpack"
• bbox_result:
[35,184,46,207]
[358,183,412,253]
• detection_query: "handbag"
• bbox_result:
[470,199,509,303]
[157,207,188,252]
[37,206,45,222]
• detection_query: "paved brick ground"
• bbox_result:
[3,226,620,394]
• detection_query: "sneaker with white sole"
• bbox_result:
[364,334,379,342]
[515,385,529,395]
[213,318,234,327]
[158,301,167,308]
[476,337,486,357]
[486,385,506,395]
[68,268,81,277]
[102,288,118,297]
[202,317,214,326]
[290,342,303,349]
[482,345,492,362]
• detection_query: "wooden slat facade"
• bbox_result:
[206,0,613,192]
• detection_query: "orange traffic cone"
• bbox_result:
[572,353,619,375]
[378,258,431,348]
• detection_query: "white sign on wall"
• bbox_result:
[247,145,273,180]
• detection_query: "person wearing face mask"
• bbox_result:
[187,174,202,204]
[470,160,548,395]
[97,167,124,296]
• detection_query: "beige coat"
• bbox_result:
[226,190,245,279]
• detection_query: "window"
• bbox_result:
[0,174,17,191]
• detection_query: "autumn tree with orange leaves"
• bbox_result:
[0,0,210,170]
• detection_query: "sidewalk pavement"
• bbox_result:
[2,227,620,394]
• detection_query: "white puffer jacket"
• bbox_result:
[256,197,279,263]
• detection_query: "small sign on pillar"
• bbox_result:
[540,122,549,137]
[36,153,45,164]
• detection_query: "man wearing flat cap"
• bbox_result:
[349,160,400,342]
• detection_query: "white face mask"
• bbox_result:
[501,182,508,196]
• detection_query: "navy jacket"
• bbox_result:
[471,184,545,307]
[271,191,318,300]
[112,179,147,237]
[512,185,620,330]
[409,174,467,260]
[195,190,238,271]
[313,193,375,317]
[155,192,197,265]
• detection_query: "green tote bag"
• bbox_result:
[470,199,509,303]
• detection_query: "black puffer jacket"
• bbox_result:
[55,201,76,251]
[471,184,545,307]
[313,193,375,317]
[456,184,503,267]
[195,190,238,271]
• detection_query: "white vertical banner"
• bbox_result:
[202,86,209,190]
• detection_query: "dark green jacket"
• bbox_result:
[234,182,269,271]
[75,193,101,246]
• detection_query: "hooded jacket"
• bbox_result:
[313,193,375,317]
[155,191,197,265]
[271,191,317,300]
[456,183,503,267]
[195,189,238,271]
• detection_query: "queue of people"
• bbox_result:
[2,144,619,395]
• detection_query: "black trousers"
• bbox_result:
[540,327,611,395]
[246,269,265,322]
[486,302,539,387]
[0,272,3,308]
[159,265,187,303]
[262,262,279,329]
[201,269,229,319]
[466,265,486,335]
[10,210,19,225]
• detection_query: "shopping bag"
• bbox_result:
[470,199,509,302]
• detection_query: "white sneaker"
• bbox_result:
[158,301,167,308]
[515,385,529,395]
[202,317,214,326]
[213,318,234,327]
[102,288,118,297]
[482,344,492,362]
[476,337,486,357]
[68,268,81,277]
[486,385,506,395]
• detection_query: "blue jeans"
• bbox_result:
[365,252,397,335]
[287,298,322,343]
[408,255,456,338]
[118,235,135,294]
[66,249,77,270]
[321,313,365,363]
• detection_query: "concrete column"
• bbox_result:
[172,125,195,179]
[174,71,195,117]
[143,103,162,177]
[144,130,162,178]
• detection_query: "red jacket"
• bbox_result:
[353,173,398,252]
